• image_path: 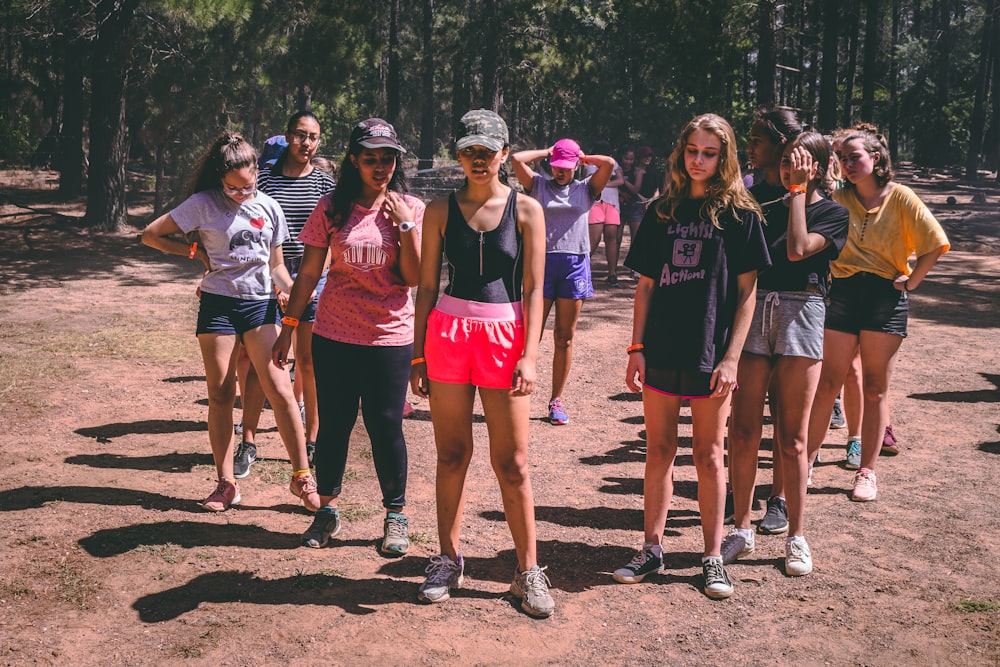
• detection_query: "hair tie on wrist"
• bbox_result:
[411,357,426,366]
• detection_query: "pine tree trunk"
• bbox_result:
[818,0,840,131]
[417,0,435,171]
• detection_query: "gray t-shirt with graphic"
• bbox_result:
[171,189,288,299]
[531,174,594,254]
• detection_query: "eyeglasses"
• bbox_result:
[291,131,321,145]
[221,178,257,196]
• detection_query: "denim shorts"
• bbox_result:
[283,256,326,323]
[743,289,826,360]
[196,292,280,335]
[544,253,594,300]
[825,272,908,337]
[425,295,525,389]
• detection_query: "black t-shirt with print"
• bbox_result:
[750,183,848,295]
[624,199,771,373]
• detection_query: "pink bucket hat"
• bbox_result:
[550,138,581,169]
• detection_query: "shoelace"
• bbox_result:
[235,441,251,458]
[549,398,563,411]
[626,549,653,569]
[855,470,875,487]
[704,559,727,584]
[788,541,810,561]
[385,516,407,540]
[524,566,551,594]
[294,474,318,494]
[424,555,458,584]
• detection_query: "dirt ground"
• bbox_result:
[0,167,998,666]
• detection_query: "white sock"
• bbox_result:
[787,535,807,546]
[736,528,753,541]
[644,543,663,557]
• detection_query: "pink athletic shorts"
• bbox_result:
[425,295,525,389]
[588,200,621,226]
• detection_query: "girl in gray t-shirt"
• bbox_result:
[142,132,321,514]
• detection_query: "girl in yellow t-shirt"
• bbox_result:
[806,129,949,502]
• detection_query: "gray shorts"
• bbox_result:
[743,289,825,360]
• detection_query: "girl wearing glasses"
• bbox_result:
[235,112,335,477]
[141,131,321,513]
[273,118,423,558]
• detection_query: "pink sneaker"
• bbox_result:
[290,472,321,511]
[402,401,415,418]
[199,479,241,512]
[881,425,900,455]
[851,468,878,502]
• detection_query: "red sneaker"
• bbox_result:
[199,479,240,512]
[881,425,900,455]
[290,472,321,511]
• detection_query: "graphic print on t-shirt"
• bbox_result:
[229,229,264,263]
[673,239,702,267]
[343,239,391,272]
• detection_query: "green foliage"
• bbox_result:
[0,113,33,164]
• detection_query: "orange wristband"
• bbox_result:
[281,316,299,327]
[411,357,426,366]
[788,184,807,195]
[626,343,645,354]
[188,241,198,259]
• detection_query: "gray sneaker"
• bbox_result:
[720,528,755,565]
[232,440,256,479]
[845,440,862,469]
[830,397,846,429]
[380,512,409,557]
[702,557,734,599]
[418,554,464,603]
[301,507,341,548]
[758,496,789,534]
[511,565,555,618]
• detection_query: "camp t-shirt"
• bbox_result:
[624,199,772,373]
[750,182,848,295]
[257,167,336,260]
[531,174,594,254]
[171,189,288,300]
[299,193,426,346]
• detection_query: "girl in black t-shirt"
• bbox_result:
[614,114,770,600]
[727,132,848,578]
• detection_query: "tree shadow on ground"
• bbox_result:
[478,505,703,536]
[978,425,1000,455]
[75,420,206,440]
[65,451,213,472]
[909,372,1000,403]
[0,485,305,514]
[79,521,303,556]
[132,570,429,622]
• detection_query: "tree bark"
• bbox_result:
[58,39,86,199]
[756,0,776,108]
[860,0,880,122]
[818,0,840,131]
[387,0,400,123]
[417,0,435,171]
[841,0,860,128]
[966,0,995,178]
[85,0,139,233]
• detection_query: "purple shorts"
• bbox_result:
[544,253,594,300]
[425,295,525,389]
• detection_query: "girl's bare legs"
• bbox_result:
[843,348,863,437]
[588,223,604,258]
[857,331,903,470]
[547,297,583,403]
[772,356,822,536]
[480,387,536,571]
[690,393,732,557]
[807,330,860,463]
[199,333,240,480]
[728,354,772,530]
[241,325,309,471]
[426,381,477,561]
[640,390,681,545]
[295,321,320,443]
[603,224,620,279]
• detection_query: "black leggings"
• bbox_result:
[311,335,410,508]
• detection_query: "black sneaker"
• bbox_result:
[301,507,341,548]
[830,396,847,429]
[612,546,664,583]
[724,490,735,524]
[306,441,316,468]
[232,440,256,479]
[702,557,734,599]
[758,496,788,534]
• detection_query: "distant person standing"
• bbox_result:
[511,139,614,425]
[586,140,626,285]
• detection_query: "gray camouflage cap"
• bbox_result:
[455,109,509,152]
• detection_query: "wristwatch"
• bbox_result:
[399,221,416,233]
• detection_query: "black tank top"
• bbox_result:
[443,189,523,303]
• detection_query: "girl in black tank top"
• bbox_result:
[443,189,523,304]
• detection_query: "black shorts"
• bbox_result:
[825,272,908,337]
[643,366,714,399]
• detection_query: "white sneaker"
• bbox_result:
[785,536,813,576]
[720,528,755,565]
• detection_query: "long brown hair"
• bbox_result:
[655,114,762,228]
[187,132,258,197]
